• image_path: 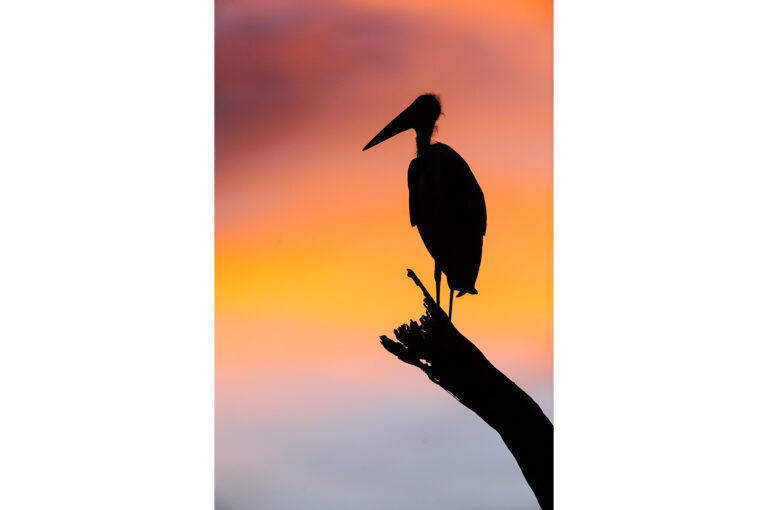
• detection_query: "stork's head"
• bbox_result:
[363,94,441,151]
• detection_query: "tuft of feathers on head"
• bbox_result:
[414,93,442,137]
[418,93,442,114]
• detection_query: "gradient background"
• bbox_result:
[216,0,551,508]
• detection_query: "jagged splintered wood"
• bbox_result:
[380,269,553,510]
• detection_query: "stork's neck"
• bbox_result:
[415,126,433,157]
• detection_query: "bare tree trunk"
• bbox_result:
[380,270,553,510]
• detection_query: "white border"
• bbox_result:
[0,1,214,508]
[555,1,768,507]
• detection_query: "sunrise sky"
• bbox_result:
[216,0,551,507]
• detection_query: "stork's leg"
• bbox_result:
[434,263,441,307]
[448,288,454,320]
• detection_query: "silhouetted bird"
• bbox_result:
[363,94,486,320]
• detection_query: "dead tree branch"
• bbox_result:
[380,269,553,510]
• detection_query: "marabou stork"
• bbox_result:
[363,94,486,320]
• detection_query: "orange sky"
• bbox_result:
[216,0,552,386]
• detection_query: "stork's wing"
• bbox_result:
[436,143,486,236]
[407,158,420,227]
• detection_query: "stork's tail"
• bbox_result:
[455,288,478,297]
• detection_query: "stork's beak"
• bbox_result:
[362,104,414,151]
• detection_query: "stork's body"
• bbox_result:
[364,94,486,319]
